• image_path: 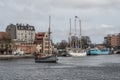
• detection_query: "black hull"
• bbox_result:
[35,60,57,63]
[35,55,58,63]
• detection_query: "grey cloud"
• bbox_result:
[51,0,120,9]
[83,24,120,43]
[0,0,120,43]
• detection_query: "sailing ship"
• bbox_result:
[35,16,58,63]
[66,16,87,56]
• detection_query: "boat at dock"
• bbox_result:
[67,48,86,57]
[34,16,58,63]
[67,17,86,57]
[87,48,111,55]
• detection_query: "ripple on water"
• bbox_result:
[0,55,120,80]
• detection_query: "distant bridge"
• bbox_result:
[114,50,120,54]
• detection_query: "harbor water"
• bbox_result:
[0,54,120,80]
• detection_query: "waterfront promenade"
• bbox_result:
[0,54,34,60]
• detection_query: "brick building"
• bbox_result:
[0,32,12,54]
[104,33,120,47]
[34,32,52,54]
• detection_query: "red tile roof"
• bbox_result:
[0,32,10,40]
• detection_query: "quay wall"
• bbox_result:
[0,55,34,60]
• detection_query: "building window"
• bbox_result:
[45,46,49,48]
[25,35,27,38]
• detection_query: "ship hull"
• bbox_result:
[35,55,58,63]
[88,49,110,55]
[68,52,86,57]
[67,50,87,57]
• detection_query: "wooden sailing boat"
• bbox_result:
[67,17,87,56]
[35,16,58,63]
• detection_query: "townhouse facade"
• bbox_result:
[104,33,120,47]
[6,24,35,44]
[34,32,52,54]
[6,24,36,53]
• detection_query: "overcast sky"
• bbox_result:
[0,0,120,43]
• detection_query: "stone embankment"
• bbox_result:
[0,54,34,60]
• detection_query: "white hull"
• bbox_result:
[67,50,87,57]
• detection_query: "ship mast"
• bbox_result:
[74,16,77,48]
[69,18,72,48]
[48,16,51,54]
[79,20,82,49]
